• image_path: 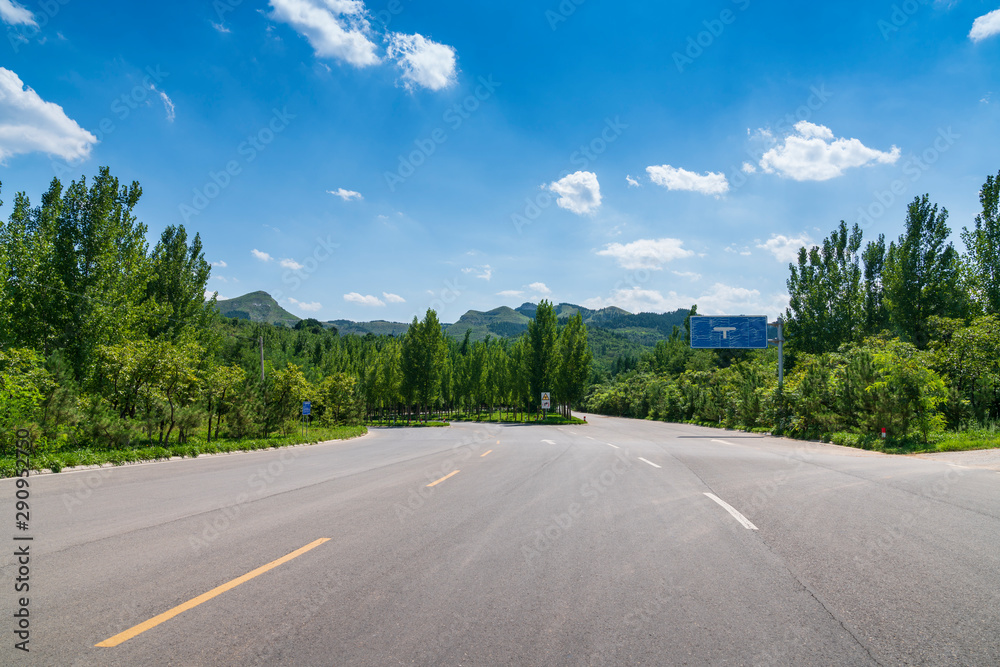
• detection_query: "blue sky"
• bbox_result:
[1,0,998,323]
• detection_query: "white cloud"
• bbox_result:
[725,244,752,256]
[646,165,729,197]
[626,175,640,188]
[344,292,385,306]
[970,9,1000,42]
[269,0,380,68]
[497,290,524,298]
[212,276,228,283]
[288,297,322,312]
[741,162,757,174]
[0,68,98,162]
[548,171,602,215]
[387,32,457,91]
[597,238,693,270]
[211,260,228,268]
[584,283,788,316]
[211,21,231,33]
[204,290,221,301]
[759,121,900,181]
[528,282,551,295]
[461,264,492,280]
[672,270,702,282]
[382,292,405,303]
[251,249,273,262]
[329,187,363,201]
[151,85,175,122]
[280,258,304,270]
[757,234,812,263]
[0,0,36,26]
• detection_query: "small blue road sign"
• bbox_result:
[690,316,768,349]
[302,401,311,416]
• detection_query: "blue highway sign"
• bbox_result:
[302,401,311,416]
[690,316,768,349]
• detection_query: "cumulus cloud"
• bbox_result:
[280,258,304,270]
[970,9,1000,42]
[0,0,35,26]
[528,282,551,295]
[757,234,812,263]
[382,292,405,303]
[759,121,900,181]
[646,165,729,197]
[626,175,640,188]
[251,249,273,262]
[288,297,322,312]
[344,292,385,306]
[329,187,363,201]
[387,32,457,91]
[584,283,788,316]
[0,68,98,162]
[596,238,693,270]
[548,171,602,215]
[269,0,380,68]
[211,260,228,268]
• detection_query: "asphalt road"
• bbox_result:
[2,416,998,666]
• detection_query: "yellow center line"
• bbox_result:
[481,450,493,457]
[427,470,460,487]
[96,538,331,648]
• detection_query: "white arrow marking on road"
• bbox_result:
[704,493,758,530]
[638,457,661,468]
[713,326,737,339]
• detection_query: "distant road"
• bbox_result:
[3,416,998,665]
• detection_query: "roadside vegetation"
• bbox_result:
[582,173,1000,454]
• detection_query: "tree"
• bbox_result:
[961,170,1000,315]
[556,312,592,416]
[785,221,863,354]
[884,195,967,348]
[401,309,447,418]
[146,225,213,339]
[861,234,889,337]
[526,300,558,409]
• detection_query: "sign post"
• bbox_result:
[302,401,311,437]
[541,392,551,420]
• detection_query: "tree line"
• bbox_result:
[0,168,592,453]
[583,171,1000,447]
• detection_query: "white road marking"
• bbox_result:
[638,457,661,469]
[586,436,596,440]
[711,439,736,446]
[704,493,758,530]
[606,443,620,449]
[542,439,556,445]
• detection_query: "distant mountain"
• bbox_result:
[215,292,690,345]
[215,291,300,327]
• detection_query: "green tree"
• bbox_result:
[884,195,967,348]
[556,312,592,416]
[401,309,447,418]
[526,300,558,409]
[961,170,1000,315]
[146,224,214,339]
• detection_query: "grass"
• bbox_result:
[0,425,367,478]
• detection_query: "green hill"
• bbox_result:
[215,291,300,327]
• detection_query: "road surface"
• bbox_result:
[2,416,998,665]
